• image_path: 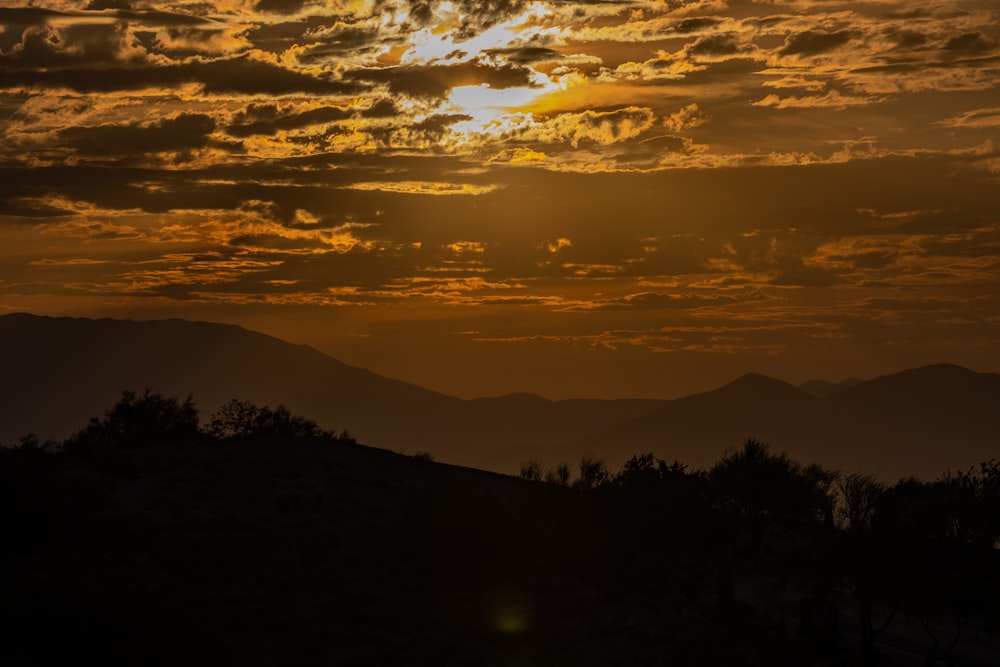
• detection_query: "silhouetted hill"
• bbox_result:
[0,312,462,447]
[568,365,1000,481]
[0,313,659,469]
[822,364,1000,478]
[798,377,863,398]
[0,436,717,665]
[564,373,819,471]
[3,313,996,480]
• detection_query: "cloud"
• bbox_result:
[85,0,133,9]
[662,103,707,132]
[56,113,217,156]
[344,61,535,98]
[564,290,772,312]
[1,54,364,96]
[527,106,656,147]
[944,32,995,54]
[254,0,309,15]
[0,22,150,70]
[225,103,355,137]
[686,32,757,61]
[1,0,999,383]
[938,108,1000,129]
[779,30,856,57]
[753,89,885,110]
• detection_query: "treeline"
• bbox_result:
[9,389,355,453]
[3,392,998,663]
[521,442,1000,664]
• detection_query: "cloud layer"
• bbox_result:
[1,0,998,397]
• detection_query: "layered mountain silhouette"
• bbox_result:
[0,313,658,470]
[798,376,863,398]
[568,364,1000,481]
[1,312,997,480]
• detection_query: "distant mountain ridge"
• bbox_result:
[798,376,864,398]
[567,363,1000,481]
[0,313,659,469]
[1,313,996,480]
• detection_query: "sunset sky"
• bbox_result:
[1,0,998,399]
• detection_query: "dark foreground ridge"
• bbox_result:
[3,393,999,666]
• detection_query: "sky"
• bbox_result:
[1,0,998,400]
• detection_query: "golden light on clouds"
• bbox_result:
[0,0,998,397]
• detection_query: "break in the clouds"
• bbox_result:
[0,0,998,398]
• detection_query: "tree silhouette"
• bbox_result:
[897,464,1000,664]
[836,473,883,534]
[836,473,897,662]
[709,438,836,551]
[65,389,199,451]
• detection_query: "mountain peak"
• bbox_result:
[718,372,808,396]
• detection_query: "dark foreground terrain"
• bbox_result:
[2,396,999,665]
[1,438,755,666]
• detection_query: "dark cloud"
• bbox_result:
[244,15,344,54]
[0,23,146,70]
[228,233,326,252]
[362,99,399,118]
[582,291,771,311]
[770,256,841,287]
[852,251,898,270]
[0,197,75,218]
[226,105,353,137]
[344,61,534,98]
[780,30,855,57]
[453,0,527,39]
[290,21,400,63]
[0,8,63,26]
[85,0,133,9]
[363,113,473,148]
[486,47,564,63]
[945,32,995,54]
[254,0,308,14]
[673,17,721,34]
[412,113,474,133]
[403,0,528,39]
[0,7,215,28]
[407,0,434,26]
[1,54,363,96]
[57,114,216,156]
[884,28,927,49]
[687,33,755,58]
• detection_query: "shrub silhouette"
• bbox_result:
[574,453,609,490]
[65,389,199,451]
[544,463,571,486]
[204,399,329,440]
[519,459,543,482]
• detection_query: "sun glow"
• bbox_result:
[401,2,555,65]
[448,84,541,125]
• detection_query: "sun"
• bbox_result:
[395,1,567,132]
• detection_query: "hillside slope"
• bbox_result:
[0,313,660,468]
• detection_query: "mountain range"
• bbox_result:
[1,312,997,481]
